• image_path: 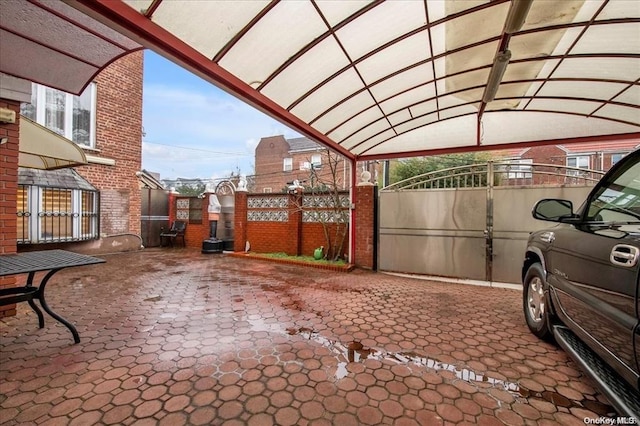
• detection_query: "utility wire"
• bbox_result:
[143,140,250,156]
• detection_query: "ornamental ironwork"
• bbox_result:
[248,210,288,222]
[215,180,236,196]
[302,194,350,208]
[303,210,348,223]
[248,195,288,209]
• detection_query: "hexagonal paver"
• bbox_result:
[0,250,617,425]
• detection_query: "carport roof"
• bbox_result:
[6,1,640,162]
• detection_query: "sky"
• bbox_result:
[141,50,300,182]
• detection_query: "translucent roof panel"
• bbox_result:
[63,0,639,160]
[0,0,141,95]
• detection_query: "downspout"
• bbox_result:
[349,158,357,265]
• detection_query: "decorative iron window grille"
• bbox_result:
[17,184,99,244]
[176,197,203,224]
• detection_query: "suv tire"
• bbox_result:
[523,263,553,341]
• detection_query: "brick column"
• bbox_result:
[288,191,303,256]
[167,192,176,224]
[354,185,377,269]
[0,100,20,317]
[234,191,247,252]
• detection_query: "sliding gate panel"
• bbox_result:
[379,162,604,284]
[379,188,487,280]
[491,186,594,283]
[141,188,169,248]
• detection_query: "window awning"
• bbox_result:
[19,117,88,170]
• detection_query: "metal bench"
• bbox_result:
[160,220,187,247]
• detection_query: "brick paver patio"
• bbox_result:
[1,249,614,425]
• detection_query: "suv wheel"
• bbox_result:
[523,263,553,341]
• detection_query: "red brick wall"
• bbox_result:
[0,100,19,316]
[254,136,290,192]
[234,191,353,261]
[165,193,216,249]
[75,51,143,237]
[354,185,376,269]
[521,145,565,166]
[234,192,248,252]
[246,222,295,254]
[301,222,348,258]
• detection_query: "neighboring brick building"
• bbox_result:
[254,135,351,193]
[500,139,639,172]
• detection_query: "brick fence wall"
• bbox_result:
[234,186,377,268]
[157,186,378,268]
[166,192,216,249]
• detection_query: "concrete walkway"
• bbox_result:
[0,249,614,425]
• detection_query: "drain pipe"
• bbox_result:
[349,158,357,265]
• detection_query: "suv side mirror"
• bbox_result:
[532,199,577,222]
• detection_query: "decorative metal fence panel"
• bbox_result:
[246,192,349,223]
[247,195,289,222]
[379,163,604,284]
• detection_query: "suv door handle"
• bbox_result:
[610,244,639,267]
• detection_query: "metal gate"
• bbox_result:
[379,162,604,284]
[141,188,169,247]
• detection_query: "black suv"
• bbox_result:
[522,149,640,418]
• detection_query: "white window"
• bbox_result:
[507,159,532,179]
[283,158,293,171]
[567,155,590,175]
[21,83,97,148]
[300,161,311,170]
[263,187,272,193]
[311,154,322,169]
[611,153,625,165]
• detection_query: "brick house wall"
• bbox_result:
[75,51,143,238]
[254,135,350,193]
[519,145,565,166]
[511,141,638,171]
[0,100,20,316]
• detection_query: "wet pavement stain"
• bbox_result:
[284,326,618,415]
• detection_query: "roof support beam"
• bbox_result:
[361,132,640,162]
[66,0,356,161]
